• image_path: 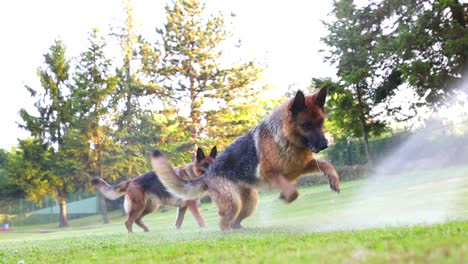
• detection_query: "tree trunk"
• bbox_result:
[356,85,373,166]
[98,165,109,224]
[358,112,372,166]
[58,190,69,228]
[99,194,110,224]
[122,91,132,126]
[189,62,200,157]
[190,99,200,158]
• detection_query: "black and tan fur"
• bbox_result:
[92,146,217,233]
[151,88,340,231]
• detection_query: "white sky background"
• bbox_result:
[0,0,336,149]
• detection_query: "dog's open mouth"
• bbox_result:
[308,144,328,154]
[310,147,321,154]
[302,136,327,153]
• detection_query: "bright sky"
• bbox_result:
[0,0,335,149]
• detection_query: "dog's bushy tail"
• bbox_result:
[91,178,129,200]
[151,149,207,199]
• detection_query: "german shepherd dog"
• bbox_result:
[92,146,217,233]
[151,88,340,231]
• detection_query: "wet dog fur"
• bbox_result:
[151,88,340,231]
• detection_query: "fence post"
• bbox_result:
[346,137,353,165]
[48,197,52,224]
[96,192,100,214]
[19,198,22,227]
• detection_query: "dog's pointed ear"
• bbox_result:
[196,147,205,162]
[315,87,328,109]
[209,146,217,158]
[290,90,306,116]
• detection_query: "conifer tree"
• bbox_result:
[143,0,264,151]
[71,29,119,223]
[19,40,73,227]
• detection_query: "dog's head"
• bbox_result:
[287,88,328,153]
[193,146,217,176]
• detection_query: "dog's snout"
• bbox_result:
[318,144,328,151]
[316,138,328,151]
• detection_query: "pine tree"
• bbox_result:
[143,0,264,152]
[19,40,73,227]
[110,0,159,177]
[114,0,141,126]
[70,28,119,224]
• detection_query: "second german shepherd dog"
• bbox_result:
[151,88,340,231]
[92,146,217,233]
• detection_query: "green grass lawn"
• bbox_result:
[0,165,467,263]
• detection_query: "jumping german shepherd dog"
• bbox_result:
[92,146,217,233]
[151,88,340,231]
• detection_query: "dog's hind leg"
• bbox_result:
[186,200,207,228]
[208,179,241,231]
[175,206,188,229]
[135,203,157,232]
[124,188,146,233]
[232,187,258,229]
[125,205,145,233]
[135,215,150,232]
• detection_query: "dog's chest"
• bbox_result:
[257,133,311,180]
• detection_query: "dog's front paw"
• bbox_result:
[279,190,299,203]
[328,173,340,193]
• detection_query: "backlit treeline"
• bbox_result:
[4,0,269,227]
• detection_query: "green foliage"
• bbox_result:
[17,40,74,213]
[69,28,120,187]
[4,139,57,205]
[322,0,389,162]
[375,0,467,105]
[139,109,193,166]
[0,149,23,202]
[206,95,282,149]
[312,78,387,141]
[20,40,72,145]
[324,0,467,118]
[112,0,149,127]
[108,109,192,176]
[107,1,154,179]
[321,0,467,159]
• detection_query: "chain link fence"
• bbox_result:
[323,133,410,168]
[0,192,125,229]
[324,120,468,168]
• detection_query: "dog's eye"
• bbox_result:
[302,122,314,130]
[201,163,209,168]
